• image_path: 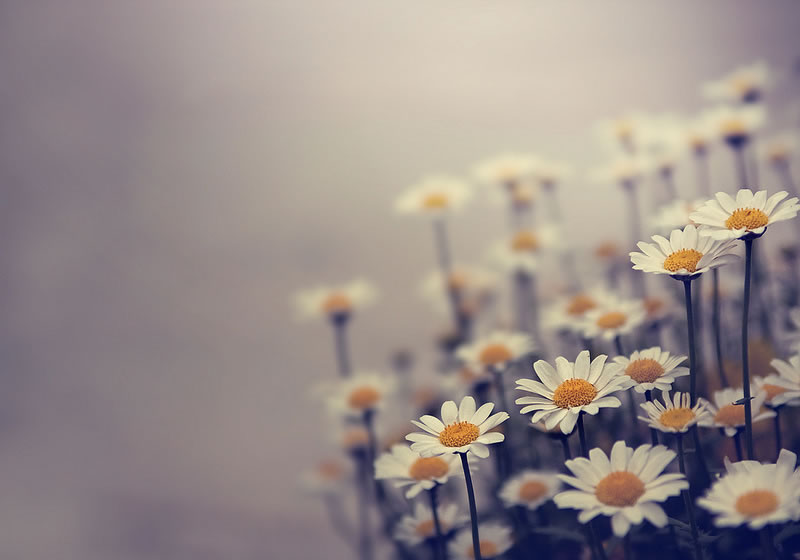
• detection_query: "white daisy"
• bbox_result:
[339,424,371,453]
[698,387,775,437]
[760,131,797,167]
[702,105,766,147]
[702,61,771,104]
[543,291,606,333]
[394,175,472,216]
[684,111,718,155]
[449,523,513,560]
[293,279,377,321]
[498,470,562,510]
[532,157,573,189]
[594,111,650,153]
[489,225,564,273]
[690,189,800,240]
[649,199,705,233]
[299,459,351,496]
[473,153,538,189]
[588,155,650,187]
[395,502,467,546]
[580,295,646,341]
[455,331,535,372]
[420,265,497,316]
[697,449,800,529]
[374,444,463,498]
[609,347,690,393]
[406,396,509,459]
[630,224,739,278]
[638,391,712,434]
[325,372,396,418]
[756,355,800,407]
[515,350,630,435]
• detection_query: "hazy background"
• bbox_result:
[1,1,799,558]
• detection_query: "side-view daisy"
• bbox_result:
[489,225,564,273]
[374,444,463,498]
[543,290,606,333]
[757,355,800,407]
[609,347,689,393]
[630,224,739,278]
[472,153,538,189]
[498,470,562,510]
[554,441,688,537]
[293,279,377,321]
[449,523,513,560]
[698,387,775,437]
[580,295,646,342]
[394,175,472,216]
[324,372,396,418]
[697,449,800,529]
[394,502,467,546]
[702,105,766,147]
[690,189,800,240]
[702,61,770,104]
[638,391,711,434]
[455,331,534,372]
[406,396,509,458]
[516,350,630,435]
[649,199,705,233]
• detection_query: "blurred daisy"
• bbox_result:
[650,199,704,233]
[756,355,800,407]
[698,387,775,437]
[473,153,538,189]
[609,347,689,393]
[325,372,396,418]
[299,459,351,496]
[697,449,800,529]
[594,112,649,153]
[760,132,797,167]
[395,175,472,216]
[702,61,771,104]
[449,523,513,560]
[580,295,646,341]
[498,470,562,510]
[490,225,563,273]
[589,155,649,187]
[543,291,607,332]
[340,425,371,454]
[638,391,711,434]
[293,279,377,321]
[630,224,739,278]
[395,502,467,546]
[554,441,688,537]
[684,112,718,155]
[690,189,800,240]
[533,157,573,189]
[516,350,630,435]
[406,396,509,458]
[420,265,497,316]
[703,105,766,147]
[456,331,534,372]
[374,444,463,498]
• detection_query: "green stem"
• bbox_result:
[644,391,659,445]
[742,238,755,460]
[460,453,482,560]
[711,269,727,388]
[677,435,704,560]
[429,485,446,560]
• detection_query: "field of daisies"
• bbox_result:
[294,61,800,560]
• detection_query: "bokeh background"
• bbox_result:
[2,1,800,558]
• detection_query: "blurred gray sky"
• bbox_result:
[1,1,799,558]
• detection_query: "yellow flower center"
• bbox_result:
[342,427,369,449]
[721,118,748,138]
[596,311,627,329]
[725,208,769,231]
[762,383,788,401]
[468,541,498,559]
[553,379,598,409]
[409,457,450,480]
[511,185,534,207]
[735,489,779,518]
[322,292,352,314]
[348,386,381,410]
[422,192,450,210]
[595,242,618,258]
[415,519,435,537]
[317,460,344,480]
[643,297,665,317]
[511,230,540,252]
[439,422,480,447]
[595,471,646,507]
[659,407,696,430]
[567,294,596,316]
[714,404,745,427]
[518,480,549,502]
[447,271,468,291]
[625,358,666,384]
[663,249,704,273]
[478,343,514,366]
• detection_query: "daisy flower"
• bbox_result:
[339,425,371,454]
[489,225,564,273]
[580,295,646,341]
[554,441,688,537]
[756,355,800,407]
[702,61,771,104]
[516,350,630,435]
[533,157,573,189]
[594,111,650,153]
[630,224,739,278]
[649,199,705,233]
[697,449,800,529]
[703,105,766,147]
[449,523,513,560]
[374,444,464,498]
[684,111,718,155]
[690,189,800,240]
[638,391,712,434]
[498,470,562,510]
[588,155,649,187]
[293,279,377,321]
[455,330,534,372]
[325,372,396,418]
[406,396,509,459]
[609,347,689,393]
[472,153,538,189]
[698,387,775,437]
[394,175,472,216]
[395,502,467,546]
[420,265,497,316]
[543,291,604,333]
[760,131,797,167]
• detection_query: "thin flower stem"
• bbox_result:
[459,452,483,560]
[354,451,373,560]
[577,413,589,457]
[623,532,633,560]
[623,181,646,299]
[332,317,352,377]
[733,431,743,461]
[761,526,775,560]
[560,435,572,461]
[711,269,727,388]
[742,238,755,460]
[733,144,749,190]
[491,366,512,476]
[690,425,711,487]
[432,217,468,341]
[677,435,704,560]
[682,279,698,404]
[773,407,782,460]
[429,485,446,560]
[644,391,659,445]
[614,335,624,356]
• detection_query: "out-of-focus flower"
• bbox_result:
[702,105,766,147]
[650,199,704,233]
[691,189,800,240]
[594,112,650,153]
[299,459,351,496]
[588,155,649,186]
[702,61,771,104]
[684,112,718,155]
[554,441,687,537]
[293,279,377,321]
[340,425,371,453]
[498,470,561,510]
[532,157,573,188]
[395,175,472,216]
[420,265,497,316]
[760,132,797,167]
[698,387,775,437]
[490,225,564,273]
[455,330,534,372]
[473,153,538,189]
[325,372,396,418]
[395,502,467,546]
[543,290,608,333]
[516,350,629,434]
[697,449,800,529]
[638,391,711,433]
[580,295,646,341]
[374,444,463,498]
[609,347,689,393]
[449,523,513,560]
[754,355,800,407]
[630,224,739,277]
[406,396,509,458]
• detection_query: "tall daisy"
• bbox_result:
[490,225,563,274]
[554,441,688,537]
[609,347,689,394]
[374,444,464,498]
[703,104,766,149]
[698,387,774,439]
[395,502,467,547]
[580,295,646,342]
[449,523,513,560]
[702,61,771,104]
[638,391,711,434]
[498,470,562,511]
[325,372,396,419]
[760,355,800,408]
[456,331,534,372]
[630,224,738,278]
[395,175,472,216]
[472,153,538,190]
[543,291,604,334]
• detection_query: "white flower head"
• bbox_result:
[325,372,396,418]
[580,295,646,341]
[691,189,800,240]
[702,105,766,146]
[456,330,535,372]
[406,396,509,458]
[638,391,711,433]
[293,279,377,321]
[533,157,573,188]
[516,350,631,435]
[395,175,472,216]
[499,470,562,510]
[554,441,688,537]
[473,153,538,189]
[698,387,775,437]
[609,347,689,393]
[420,265,497,316]
[594,111,650,153]
[489,224,564,273]
[760,131,797,166]
[543,290,609,333]
[449,523,513,560]
[697,449,800,530]
[702,61,771,104]
[395,502,467,546]
[631,224,739,278]
[588,155,650,187]
[375,444,463,498]
[649,199,705,234]
[756,355,800,407]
